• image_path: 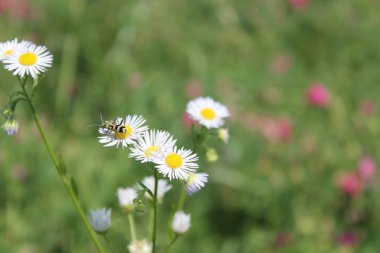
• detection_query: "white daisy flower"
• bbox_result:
[138,176,172,203]
[186,96,230,129]
[117,187,137,213]
[88,208,111,235]
[128,239,152,253]
[185,173,208,195]
[0,38,19,61]
[171,211,191,234]
[3,43,53,78]
[129,129,177,163]
[98,115,148,149]
[153,146,199,181]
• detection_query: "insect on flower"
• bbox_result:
[89,115,128,134]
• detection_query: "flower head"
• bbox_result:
[306,83,330,107]
[2,118,19,135]
[186,97,230,129]
[337,172,363,197]
[138,176,172,203]
[153,146,199,180]
[117,187,138,212]
[3,42,53,78]
[185,173,208,195]
[171,211,191,234]
[88,208,111,234]
[358,155,376,181]
[98,115,148,149]
[0,38,19,61]
[129,129,176,163]
[128,239,152,253]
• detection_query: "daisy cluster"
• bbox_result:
[98,114,208,195]
[0,38,53,78]
[98,97,230,195]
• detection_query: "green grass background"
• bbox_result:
[1,0,380,252]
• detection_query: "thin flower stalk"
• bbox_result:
[152,168,159,253]
[18,77,105,253]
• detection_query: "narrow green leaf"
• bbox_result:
[58,154,67,176]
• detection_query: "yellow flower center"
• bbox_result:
[200,108,216,120]
[4,49,13,56]
[19,52,37,66]
[144,145,161,157]
[114,125,132,139]
[165,153,183,169]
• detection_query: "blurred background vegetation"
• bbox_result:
[1,0,380,252]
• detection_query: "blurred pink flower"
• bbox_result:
[338,172,363,197]
[0,0,32,18]
[182,112,195,130]
[306,83,330,107]
[185,79,203,99]
[289,0,309,11]
[337,231,359,247]
[358,155,376,181]
[261,117,292,143]
[360,99,376,117]
[270,54,292,75]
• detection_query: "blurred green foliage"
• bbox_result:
[1,0,380,252]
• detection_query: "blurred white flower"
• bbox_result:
[185,173,208,195]
[117,187,137,212]
[0,38,19,61]
[171,211,191,234]
[2,118,19,136]
[128,239,152,253]
[98,115,148,149]
[129,129,176,163]
[139,176,172,203]
[186,97,230,129]
[152,146,198,181]
[218,128,229,143]
[88,208,111,234]
[3,43,53,78]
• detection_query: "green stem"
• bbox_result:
[128,213,137,242]
[18,79,106,253]
[152,169,158,253]
[176,188,187,211]
[164,235,179,253]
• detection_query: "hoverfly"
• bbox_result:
[89,115,127,134]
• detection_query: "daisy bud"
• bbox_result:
[88,208,111,235]
[171,211,191,234]
[128,239,152,253]
[217,128,229,143]
[206,147,218,162]
[117,188,137,213]
[2,118,19,135]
